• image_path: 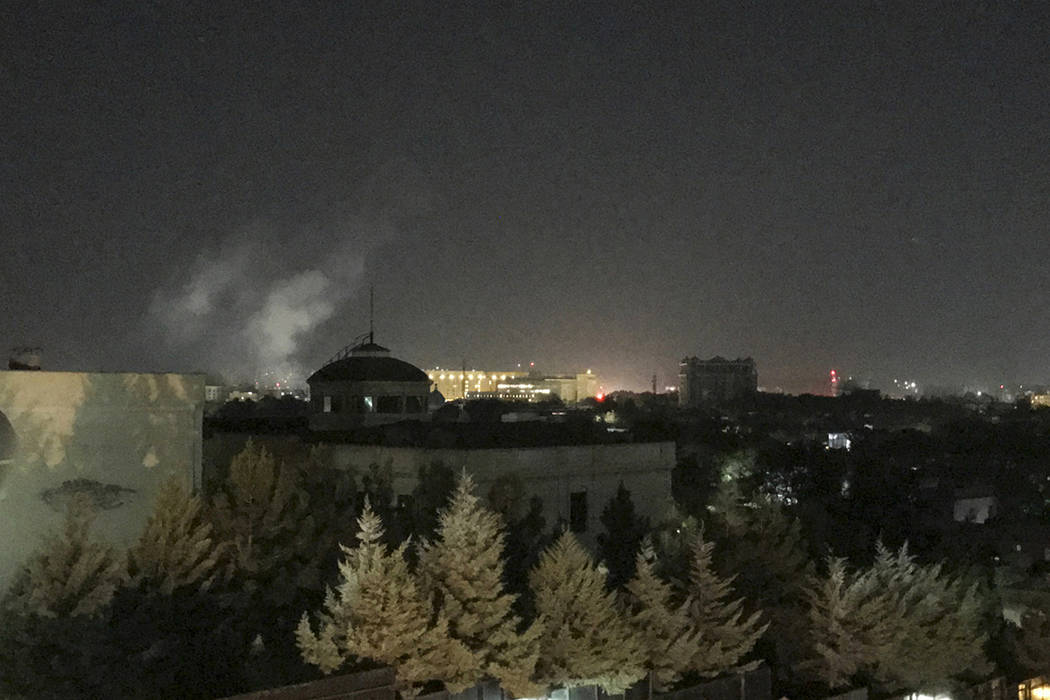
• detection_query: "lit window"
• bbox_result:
[363,396,374,412]
[323,395,332,413]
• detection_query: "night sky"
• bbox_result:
[3,1,1049,393]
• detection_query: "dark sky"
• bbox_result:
[3,1,1049,393]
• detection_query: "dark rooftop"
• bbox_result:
[307,356,428,384]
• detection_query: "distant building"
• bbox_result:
[227,388,260,402]
[954,488,998,524]
[308,339,431,430]
[203,374,229,411]
[678,355,757,407]
[427,369,526,401]
[827,432,852,450]
[427,368,600,404]
[1031,392,1050,408]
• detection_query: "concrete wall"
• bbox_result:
[324,441,676,548]
[0,371,204,593]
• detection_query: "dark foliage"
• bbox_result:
[596,482,650,590]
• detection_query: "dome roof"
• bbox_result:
[308,356,429,384]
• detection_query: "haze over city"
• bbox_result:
[4,1,1049,393]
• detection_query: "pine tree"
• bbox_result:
[531,531,645,694]
[797,556,893,690]
[865,542,990,694]
[406,460,457,542]
[706,483,813,679]
[297,500,474,692]
[597,482,650,590]
[128,477,227,595]
[798,544,992,695]
[419,471,544,697]
[708,483,812,608]
[503,495,552,622]
[624,538,702,691]
[684,530,767,677]
[211,440,361,685]
[1014,609,1050,674]
[209,440,302,581]
[0,496,127,697]
[5,494,125,618]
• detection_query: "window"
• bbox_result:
[363,396,374,413]
[323,395,332,413]
[377,395,401,413]
[570,491,588,533]
[405,396,423,413]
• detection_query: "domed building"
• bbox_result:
[307,337,432,430]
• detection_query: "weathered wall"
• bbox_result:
[0,371,204,593]
[324,441,676,548]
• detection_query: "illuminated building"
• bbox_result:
[678,355,757,407]
[427,369,527,401]
[426,368,601,403]
[1032,393,1050,408]
[308,338,431,429]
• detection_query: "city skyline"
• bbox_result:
[4,2,1049,394]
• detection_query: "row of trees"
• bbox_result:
[296,473,766,695]
[576,480,1020,698]
[3,439,1047,698]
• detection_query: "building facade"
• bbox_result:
[678,355,758,407]
[427,368,600,403]
[321,440,674,550]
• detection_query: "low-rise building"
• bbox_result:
[322,439,674,549]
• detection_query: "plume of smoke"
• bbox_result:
[149,224,373,385]
[151,247,251,345]
[148,159,432,383]
[244,264,363,382]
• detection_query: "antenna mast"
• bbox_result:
[369,285,374,344]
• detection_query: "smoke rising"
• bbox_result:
[149,223,374,385]
[147,158,434,384]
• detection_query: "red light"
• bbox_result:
[1000,385,1005,389]
[596,392,605,402]
[830,370,837,376]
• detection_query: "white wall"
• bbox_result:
[0,371,204,593]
